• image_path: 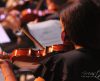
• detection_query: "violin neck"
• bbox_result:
[21,28,45,50]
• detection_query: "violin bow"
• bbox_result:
[21,28,45,50]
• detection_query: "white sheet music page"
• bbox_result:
[27,20,63,48]
[0,24,11,43]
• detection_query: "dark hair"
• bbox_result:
[60,0,100,49]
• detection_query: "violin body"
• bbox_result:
[0,48,47,63]
[0,43,74,69]
[21,8,52,23]
[10,48,34,62]
[21,9,38,23]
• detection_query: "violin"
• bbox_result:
[21,8,52,23]
[0,48,44,63]
[0,42,74,69]
[0,44,67,62]
[21,0,53,23]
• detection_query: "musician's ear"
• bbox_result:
[34,77,45,81]
[60,18,64,32]
[60,18,65,42]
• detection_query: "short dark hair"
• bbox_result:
[60,0,100,49]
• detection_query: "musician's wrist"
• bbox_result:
[34,77,45,81]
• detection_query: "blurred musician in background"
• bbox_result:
[6,0,36,11]
[21,0,67,25]
[45,0,67,20]
[0,11,35,53]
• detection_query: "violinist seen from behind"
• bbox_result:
[34,0,100,81]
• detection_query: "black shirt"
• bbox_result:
[34,48,100,81]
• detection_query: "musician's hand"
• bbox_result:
[34,77,45,81]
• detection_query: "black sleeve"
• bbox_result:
[34,55,68,81]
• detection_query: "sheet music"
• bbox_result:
[0,24,11,43]
[27,20,63,48]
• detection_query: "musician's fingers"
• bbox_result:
[34,77,45,81]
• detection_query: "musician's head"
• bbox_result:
[60,0,100,49]
[46,0,67,12]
